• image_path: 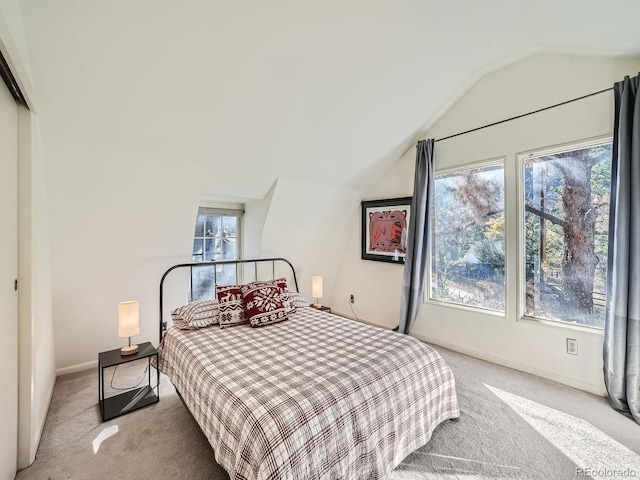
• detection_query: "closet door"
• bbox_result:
[0,78,19,480]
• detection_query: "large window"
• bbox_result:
[522,139,612,329]
[191,207,243,300]
[431,162,505,311]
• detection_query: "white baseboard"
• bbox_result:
[332,311,392,330]
[56,360,97,376]
[413,333,607,397]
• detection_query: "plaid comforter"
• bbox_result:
[158,307,458,480]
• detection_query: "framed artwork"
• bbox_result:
[361,197,411,263]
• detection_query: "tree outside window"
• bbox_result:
[522,140,611,329]
[431,163,505,311]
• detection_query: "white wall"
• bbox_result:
[244,183,276,259]
[0,0,32,87]
[49,171,360,372]
[47,144,204,372]
[332,156,414,326]
[333,53,640,395]
[255,177,362,303]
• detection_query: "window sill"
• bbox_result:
[517,316,604,335]
[424,298,506,318]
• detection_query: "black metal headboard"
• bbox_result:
[159,257,299,342]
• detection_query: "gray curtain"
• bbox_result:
[398,139,434,334]
[604,73,640,424]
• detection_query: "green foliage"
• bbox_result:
[476,239,505,273]
[485,215,504,239]
[432,165,505,310]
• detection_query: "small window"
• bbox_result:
[192,208,240,262]
[521,139,612,328]
[191,207,243,300]
[430,162,505,312]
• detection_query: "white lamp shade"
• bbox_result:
[118,301,140,338]
[312,276,323,299]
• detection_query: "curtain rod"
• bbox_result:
[434,87,613,143]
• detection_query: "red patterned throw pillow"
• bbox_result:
[216,284,248,328]
[241,281,288,327]
[273,277,295,314]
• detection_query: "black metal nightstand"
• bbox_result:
[311,305,331,314]
[98,341,159,421]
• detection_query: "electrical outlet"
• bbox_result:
[566,338,578,355]
[350,294,355,304]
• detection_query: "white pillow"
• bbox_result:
[287,291,309,309]
[171,299,219,329]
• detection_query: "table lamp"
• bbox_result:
[312,276,323,308]
[118,300,140,355]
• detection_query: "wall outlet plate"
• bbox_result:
[566,338,578,355]
[350,294,355,304]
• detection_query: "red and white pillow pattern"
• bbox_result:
[273,277,295,314]
[171,279,308,330]
[240,281,288,327]
[216,284,248,328]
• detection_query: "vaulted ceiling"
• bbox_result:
[19,0,640,201]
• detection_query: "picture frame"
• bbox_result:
[361,197,411,264]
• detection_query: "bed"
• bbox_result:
[157,258,459,479]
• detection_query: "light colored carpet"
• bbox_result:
[16,347,640,480]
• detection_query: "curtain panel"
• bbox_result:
[604,73,640,424]
[399,139,434,334]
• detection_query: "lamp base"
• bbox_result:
[311,303,322,309]
[121,344,138,356]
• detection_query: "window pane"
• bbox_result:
[190,264,241,301]
[221,217,238,260]
[192,239,204,261]
[191,265,216,301]
[523,142,611,328]
[194,214,205,237]
[202,215,220,261]
[205,215,221,238]
[216,263,238,285]
[204,237,217,261]
[222,215,236,235]
[431,164,505,311]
